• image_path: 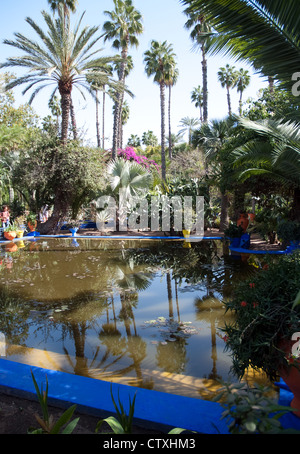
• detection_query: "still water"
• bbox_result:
[0,237,264,399]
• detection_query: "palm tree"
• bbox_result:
[166,64,179,160]
[184,9,214,124]
[191,85,204,122]
[178,116,200,145]
[144,40,177,181]
[235,68,251,116]
[103,0,143,158]
[218,64,237,116]
[192,118,238,230]
[113,55,134,149]
[48,0,79,138]
[234,117,300,220]
[181,0,300,94]
[0,6,122,146]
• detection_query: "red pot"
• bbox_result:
[237,213,249,232]
[4,231,17,241]
[28,221,37,232]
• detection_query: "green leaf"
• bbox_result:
[50,404,77,434]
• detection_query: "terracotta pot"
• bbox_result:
[237,214,249,232]
[279,337,300,417]
[4,231,17,241]
[248,212,256,222]
[28,221,37,232]
[5,242,18,252]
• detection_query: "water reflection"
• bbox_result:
[0,238,264,399]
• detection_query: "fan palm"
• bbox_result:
[233,117,300,219]
[235,68,251,115]
[144,40,177,181]
[178,117,200,145]
[108,158,152,199]
[103,0,143,158]
[181,0,300,93]
[218,64,237,116]
[191,85,204,123]
[0,5,121,145]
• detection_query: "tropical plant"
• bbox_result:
[178,117,200,145]
[103,0,143,158]
[222,251,300,382]
[235,68,251,116]
[181,0,300,94]
[233,117,300,220]
[30,371,79,434]
[107,157,152,199]
[184,9,215,123]
[217,64,237,116]
[0,5,122,146]
[96,386,136,434]
[192,117,240,230]
[214,382,297,434]
[191,85,204,123]
[144,40,177,181]
[165,62,179,159]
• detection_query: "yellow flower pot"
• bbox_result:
[182,229,191,238]
[16,230,24,238]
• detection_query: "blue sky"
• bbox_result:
[1,0,268,147]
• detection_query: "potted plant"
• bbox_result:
[277,220,300,249]
[224,223,244,247]
[3,223,18,241]
[27,213,37,232]
[14,214,26,238]
[222,251,300,416]
[66,219,81,236]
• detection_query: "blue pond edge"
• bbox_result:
[0,358,229,434]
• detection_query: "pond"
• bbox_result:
[0,237,268,400]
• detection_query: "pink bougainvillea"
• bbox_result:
[117,147,160,172]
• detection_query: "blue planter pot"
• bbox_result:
[69,228,78,237]
[229,237,241,248]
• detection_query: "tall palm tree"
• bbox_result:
[144,40,177,181]
[113,55,134,149]
[191,85,204,122]
[103,0,143,158]
[178,116,200,145]
[48,0,79,138]
[181,0,300,94]
[235,68,251,116]
[0,6,122,146]
[217,64,237,116]
[166,64,179,160]
[184,9,214,124]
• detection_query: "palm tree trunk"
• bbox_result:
[227,87,232,116]
[112,45,128,158]
[70,96,77,140]
[239,91,243,116]
[160,81,167,181]
[60,88,72,146]
[202,44,208,123]
[168,85,172,160]
[95,89,101,147]
[219,192,229,232]
[102,88,106,150]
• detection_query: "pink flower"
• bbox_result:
[240,301,247,307]
[249,283,255,288]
